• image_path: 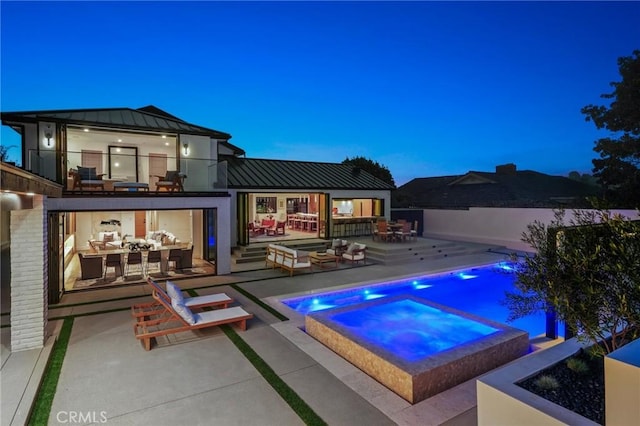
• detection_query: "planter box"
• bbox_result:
[476,337,599,425]
[605,339,640,426]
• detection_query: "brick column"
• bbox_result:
[10,200,48,351]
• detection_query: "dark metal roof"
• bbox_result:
[393,170,601,208]
[224,156,395,190]
[1,105,232,140]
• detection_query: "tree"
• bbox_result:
[581,50,640,208]
[342,156,395,187]
[505,209,640,355]
[0,145,16,162]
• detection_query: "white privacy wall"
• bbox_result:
[422,208,640,252]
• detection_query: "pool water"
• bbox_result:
[327,298,499,362]
[284,262,548,338]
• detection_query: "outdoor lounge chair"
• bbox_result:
[153,170,186,192]
[132,279,233,322]
[132,280,252,351]
[70,166,105,191]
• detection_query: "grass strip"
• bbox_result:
[229,283,289,321]
[28,317,74,426]
[221,324,326,426]
[49,293,150,310]
[49,306,131,321]
[187,288,324,425]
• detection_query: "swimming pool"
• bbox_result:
[283,262,547,338]
[306,295,529,403]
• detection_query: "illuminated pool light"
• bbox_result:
[497,262,515,271]
[413,282,433,290]
[457,273,478,280]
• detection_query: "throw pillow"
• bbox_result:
[165,281,184,304]
[332,239,342,248]
[346,243,357,254]
[171,299,196,325]
[103,234,114,243]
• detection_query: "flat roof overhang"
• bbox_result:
[1,162,63,197]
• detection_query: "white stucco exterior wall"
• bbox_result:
[422,207,640,251]
[10,197,48,351]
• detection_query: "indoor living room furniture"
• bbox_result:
[78,253,103,280]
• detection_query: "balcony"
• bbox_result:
[27,149,228,194]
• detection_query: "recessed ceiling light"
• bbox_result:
[162,135,166,139]
[114,162,120,167]
[116,148,121,152]
[83,128,89,132]
[117,139,122,142]
[26,192,35,196]
[165,142,170,146]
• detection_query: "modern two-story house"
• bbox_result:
[1,105,393,351]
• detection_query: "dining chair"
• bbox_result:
[167,248,183,271]
[410,220,419,241]
[145,250,162,276]
[78,253,103,280]
[395,222,412,242]
[377,221,393,242]
[104,253,122,279]
[125,251,143,277]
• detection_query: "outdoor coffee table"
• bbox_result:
[309,251,339,269]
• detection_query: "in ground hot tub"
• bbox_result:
[305,295,529,403]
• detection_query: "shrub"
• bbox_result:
[534,375,559,390]
[566,357,590,375]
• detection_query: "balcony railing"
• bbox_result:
[27,150,228,193]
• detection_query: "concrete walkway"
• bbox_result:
[3,249,512,425]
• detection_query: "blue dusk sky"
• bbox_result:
[1,1,639,186]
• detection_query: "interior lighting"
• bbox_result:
[26,192,35,196]
[162,135,166,139]
[83,128,89,132]
[117,139,122,143]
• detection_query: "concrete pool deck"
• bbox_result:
[2,249,556,425]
